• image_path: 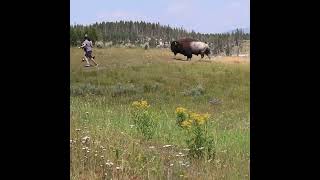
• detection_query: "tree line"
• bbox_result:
[70,21,250,55]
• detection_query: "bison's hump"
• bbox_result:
[178,38,198,43]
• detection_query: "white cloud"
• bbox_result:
[96,10,147,22]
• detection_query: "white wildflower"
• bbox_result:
[163,145,173,148]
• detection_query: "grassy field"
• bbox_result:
[70,47,250,180]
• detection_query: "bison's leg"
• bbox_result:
[184,49,192,61]
[207,53,211,60]
[187,54,192,61]
[173,52,177,59]
[205,48,211,59]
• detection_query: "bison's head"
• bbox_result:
[170,41,181,55]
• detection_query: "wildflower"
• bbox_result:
[140,100,149,108]
[132,101,140,107]
[163,145,173,148]
[109,162,114,166]
[197,147,205,150]
[203,113,210,119]
[81,136,90,144]
[106,160,114,167]
[116,166,121,170]
[175,107,187,114]
[190,112,210,125]
[132,100,150,109]
[181,119,193,129]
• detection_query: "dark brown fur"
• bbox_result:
[171,38,210,60]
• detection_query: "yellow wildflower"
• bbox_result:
[189,112,210,125]
[175,107,187,114]
[140,100,150,108]
[189,112,198,120]
[132,101,140,107]
[203,113,210,120]
[132,100,150,109]
[181,119,193,129]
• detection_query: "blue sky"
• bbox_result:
[70,0,250,33]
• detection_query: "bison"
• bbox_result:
[171,38,211,60]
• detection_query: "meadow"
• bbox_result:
[70,47,250,180]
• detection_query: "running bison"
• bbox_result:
[171,38,211,60]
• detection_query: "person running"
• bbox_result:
[79,35,98,67]
[81,34,95,61]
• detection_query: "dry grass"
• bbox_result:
[70,47,250,180]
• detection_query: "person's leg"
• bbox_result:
[88,51,98,66]
[84,57,90,67]
[84,52,91,67]
[91,58,98,66]
[82,50,86,61]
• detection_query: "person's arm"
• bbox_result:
[78,42,85,48]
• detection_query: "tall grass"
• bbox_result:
[70,47,250,179]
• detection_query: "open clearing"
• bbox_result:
[70,47,250,180]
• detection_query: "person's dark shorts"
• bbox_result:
[85,51,93,58]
